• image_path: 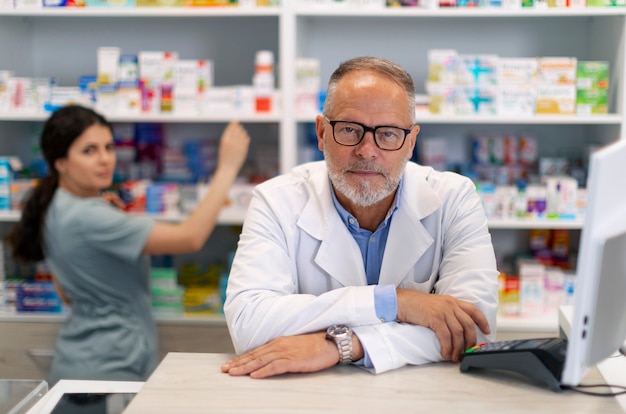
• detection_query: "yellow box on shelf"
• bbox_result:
[183,286,222,315]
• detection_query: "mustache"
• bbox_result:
[343,161,387,177]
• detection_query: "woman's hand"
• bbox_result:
[101,191,125,210]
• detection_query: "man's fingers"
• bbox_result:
[444,314,466,362]
[223,348,275,376]
[249,359,290,379]
[454,308,478,351]
[433,325,452,361]
[459,301,491,334]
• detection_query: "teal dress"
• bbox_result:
[44,188,156,386]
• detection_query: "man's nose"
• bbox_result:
[356,130,379,156]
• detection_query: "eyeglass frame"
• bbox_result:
[323,116,413,151]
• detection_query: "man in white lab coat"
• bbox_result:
[222,56,499,378]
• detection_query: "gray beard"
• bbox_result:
[324,147,407,208]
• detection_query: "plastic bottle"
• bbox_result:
[253,50,274,113]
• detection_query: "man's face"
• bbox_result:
[316,70,419,208]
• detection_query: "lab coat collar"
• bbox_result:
[297,161,440,288]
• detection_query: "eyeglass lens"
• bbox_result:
[333,121,406,150]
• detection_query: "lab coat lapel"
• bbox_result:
[296,171,366,287]
[379,164,439,286]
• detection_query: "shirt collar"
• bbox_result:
[330,177,403,232]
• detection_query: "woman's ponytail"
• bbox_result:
[5,174,58,263]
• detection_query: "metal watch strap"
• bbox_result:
[335,335,352,365]
[326,325,353,365]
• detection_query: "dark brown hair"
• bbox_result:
[5,105,112,262]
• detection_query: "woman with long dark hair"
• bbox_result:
[5,105,249,385]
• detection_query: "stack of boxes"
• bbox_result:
[151,267,184,317]
[535,57,577,115]
[576,61,609,115]
[425,49,609,117]
[497,57,539,116]
[455,54,498,116]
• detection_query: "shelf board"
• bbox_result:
[0,6,280,17]
[295,6,626,17]
[0,111,282,123]
[0,210,21,222]
[3,210,585,228]
[496,313,558,333]
[297,113,622,125]
[487,217,584,229]
[0,310,226,325]
[0,208,246,224]
[0,311,557,332]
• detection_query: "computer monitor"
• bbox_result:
[560,138,626,386]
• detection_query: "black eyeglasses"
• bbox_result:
[323,116,412,151]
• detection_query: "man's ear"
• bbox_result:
[408,124,420,153]
[316,115,326,151]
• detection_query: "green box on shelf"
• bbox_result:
[576,88,608,115]
[577,61,609,90]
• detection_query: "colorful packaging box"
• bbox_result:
[535,84,576,115]
[16,282,63,313]
[538,57,577,85]
[0,157,11,211]
[86,0,133,6]
[577,61,609,90]
[456,54,498,86]
[576,61,609,115]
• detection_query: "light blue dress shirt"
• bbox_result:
[330,179,403,323]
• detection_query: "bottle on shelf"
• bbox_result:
[253,50,274,113]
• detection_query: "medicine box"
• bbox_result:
[576,61,609,90]
[427,49,458,84]
[455,54,498,86]
[497,58,539,85]
[535,84,576,115]
[135,0,184,6]
[86,0,134,6]
[16,282,63,313]
[174,59,213,115]
[0,158,10,211]
[577,88,608,115]
[497,84,536,117]
[538,57,577,85]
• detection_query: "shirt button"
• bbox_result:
[370,236,375,243]
[349,218,355,225]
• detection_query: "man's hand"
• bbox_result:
[396,289,491,362]
[221,331,362,379]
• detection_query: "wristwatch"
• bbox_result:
[326,324,353,365]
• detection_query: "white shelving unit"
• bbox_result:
[1,4,625,334]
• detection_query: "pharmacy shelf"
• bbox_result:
[0,210,20,222]
[296,113,623,125]
[0,209,246,224]
[0,311,558,332]
[487,218,584,229]
[0,6,280,17]
[295,6,626,17]
[1,210,584,229]
[496,313,558,333]
[0,111,282,123]
[0,310,227,326]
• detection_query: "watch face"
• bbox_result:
[327,324,351,338]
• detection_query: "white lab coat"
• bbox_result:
[224,161,499,374]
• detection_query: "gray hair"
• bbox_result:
[322,56,416,124]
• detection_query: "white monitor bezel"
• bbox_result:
[561,138,626,386]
